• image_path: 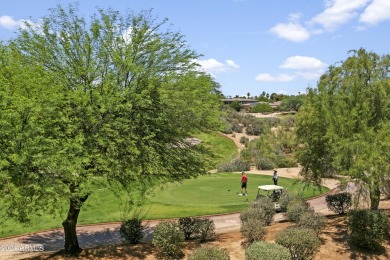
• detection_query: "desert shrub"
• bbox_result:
[231,122,243,133]
[279,192,303,212]
[119,218,145,244]
[254,157,276,170]
[263,117,281,127]
[178,217,198,240]
[188,245,230,260]
[250,103,273,113]
[285,200,313,222]
[221,126,233,134]
[325,192,352,214]
[348,209,388,250]
[280,116,295,128]
[152,221,184,259]
[240,218,267,247]
[240,136,249,144]
[246,121,268,136]
[246,241,291,260]
[216,157,251,172]
[276,227,320,260]
[296,211,326,235]
[251,197,276,225]
[195,218,216,243]
[276,156,297,168]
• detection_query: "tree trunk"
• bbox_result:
[62,192,89,255]
[62,198,82,255]
[369,180,381,210]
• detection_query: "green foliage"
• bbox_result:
[119,218,145,244]
[348,209,388,250]
[279,96,303,112]
[255,157,277,170]
[0,3,222,252]
[152,221,185,259]
[229,101,242,112]
[250,103,273,113]
[246,241,291,260]
[296,48,390,210]
[276,227,320,260]
[251,197,276,225]
[245,121,269,136]
[279,192,304,212]
[240,218,267,247]
[296,211,326,235]
[216,157,251,172]
[195,218,216,243]
[325,192,352,214]
[240,136,249,145]
[188,245,230,260]
[285,200,313,222]
[178,217,198,240]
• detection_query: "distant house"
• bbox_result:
[269,101,281,109]
[221,98,258,111]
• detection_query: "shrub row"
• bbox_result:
[152,217,216,259]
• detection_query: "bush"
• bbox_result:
[240,136,249,145]
[251,197,276,225]
[119,218,145,244]
[179,217,198,240]
[152,221,184,259]
[278,192,303,213]
[188,245,230,260]
[325,192,352,214]
[246,121,268,136]
[216,157,251,172]
[296,211,326,235]
[254,157,276,170]
[246,241,291,260]
[276,227,320,260]
[348,209,388,250]
[195,218,216,243]
[285,200,313,222]
[231,122,244,133]
[240,218,267,247]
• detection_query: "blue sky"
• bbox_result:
[1,0,389,97]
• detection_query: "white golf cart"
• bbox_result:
[256,185,285,212]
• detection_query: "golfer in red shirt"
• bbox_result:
[240,172,248,196]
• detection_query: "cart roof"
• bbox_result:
[258,185,284,191]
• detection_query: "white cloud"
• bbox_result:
[0,16,24,30]
[270,23,310,42]
[280,56,328,70]
[197,58,240,73]
[256,56,327,83]
[310,0,370,31]
[360,0,390,25]
[270,13,310,42]
[255,73,296,82]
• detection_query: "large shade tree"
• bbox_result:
[296,48,390,210]
[0,4,221,254]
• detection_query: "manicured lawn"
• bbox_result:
[0,173,328,238]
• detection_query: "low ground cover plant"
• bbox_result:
[246,241,291,260]
[188,245,230,260]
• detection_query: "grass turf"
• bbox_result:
[0,173,329,238]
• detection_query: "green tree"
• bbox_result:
[0,4,221,255]
[279,95,303,112]
[296,48,390,209]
